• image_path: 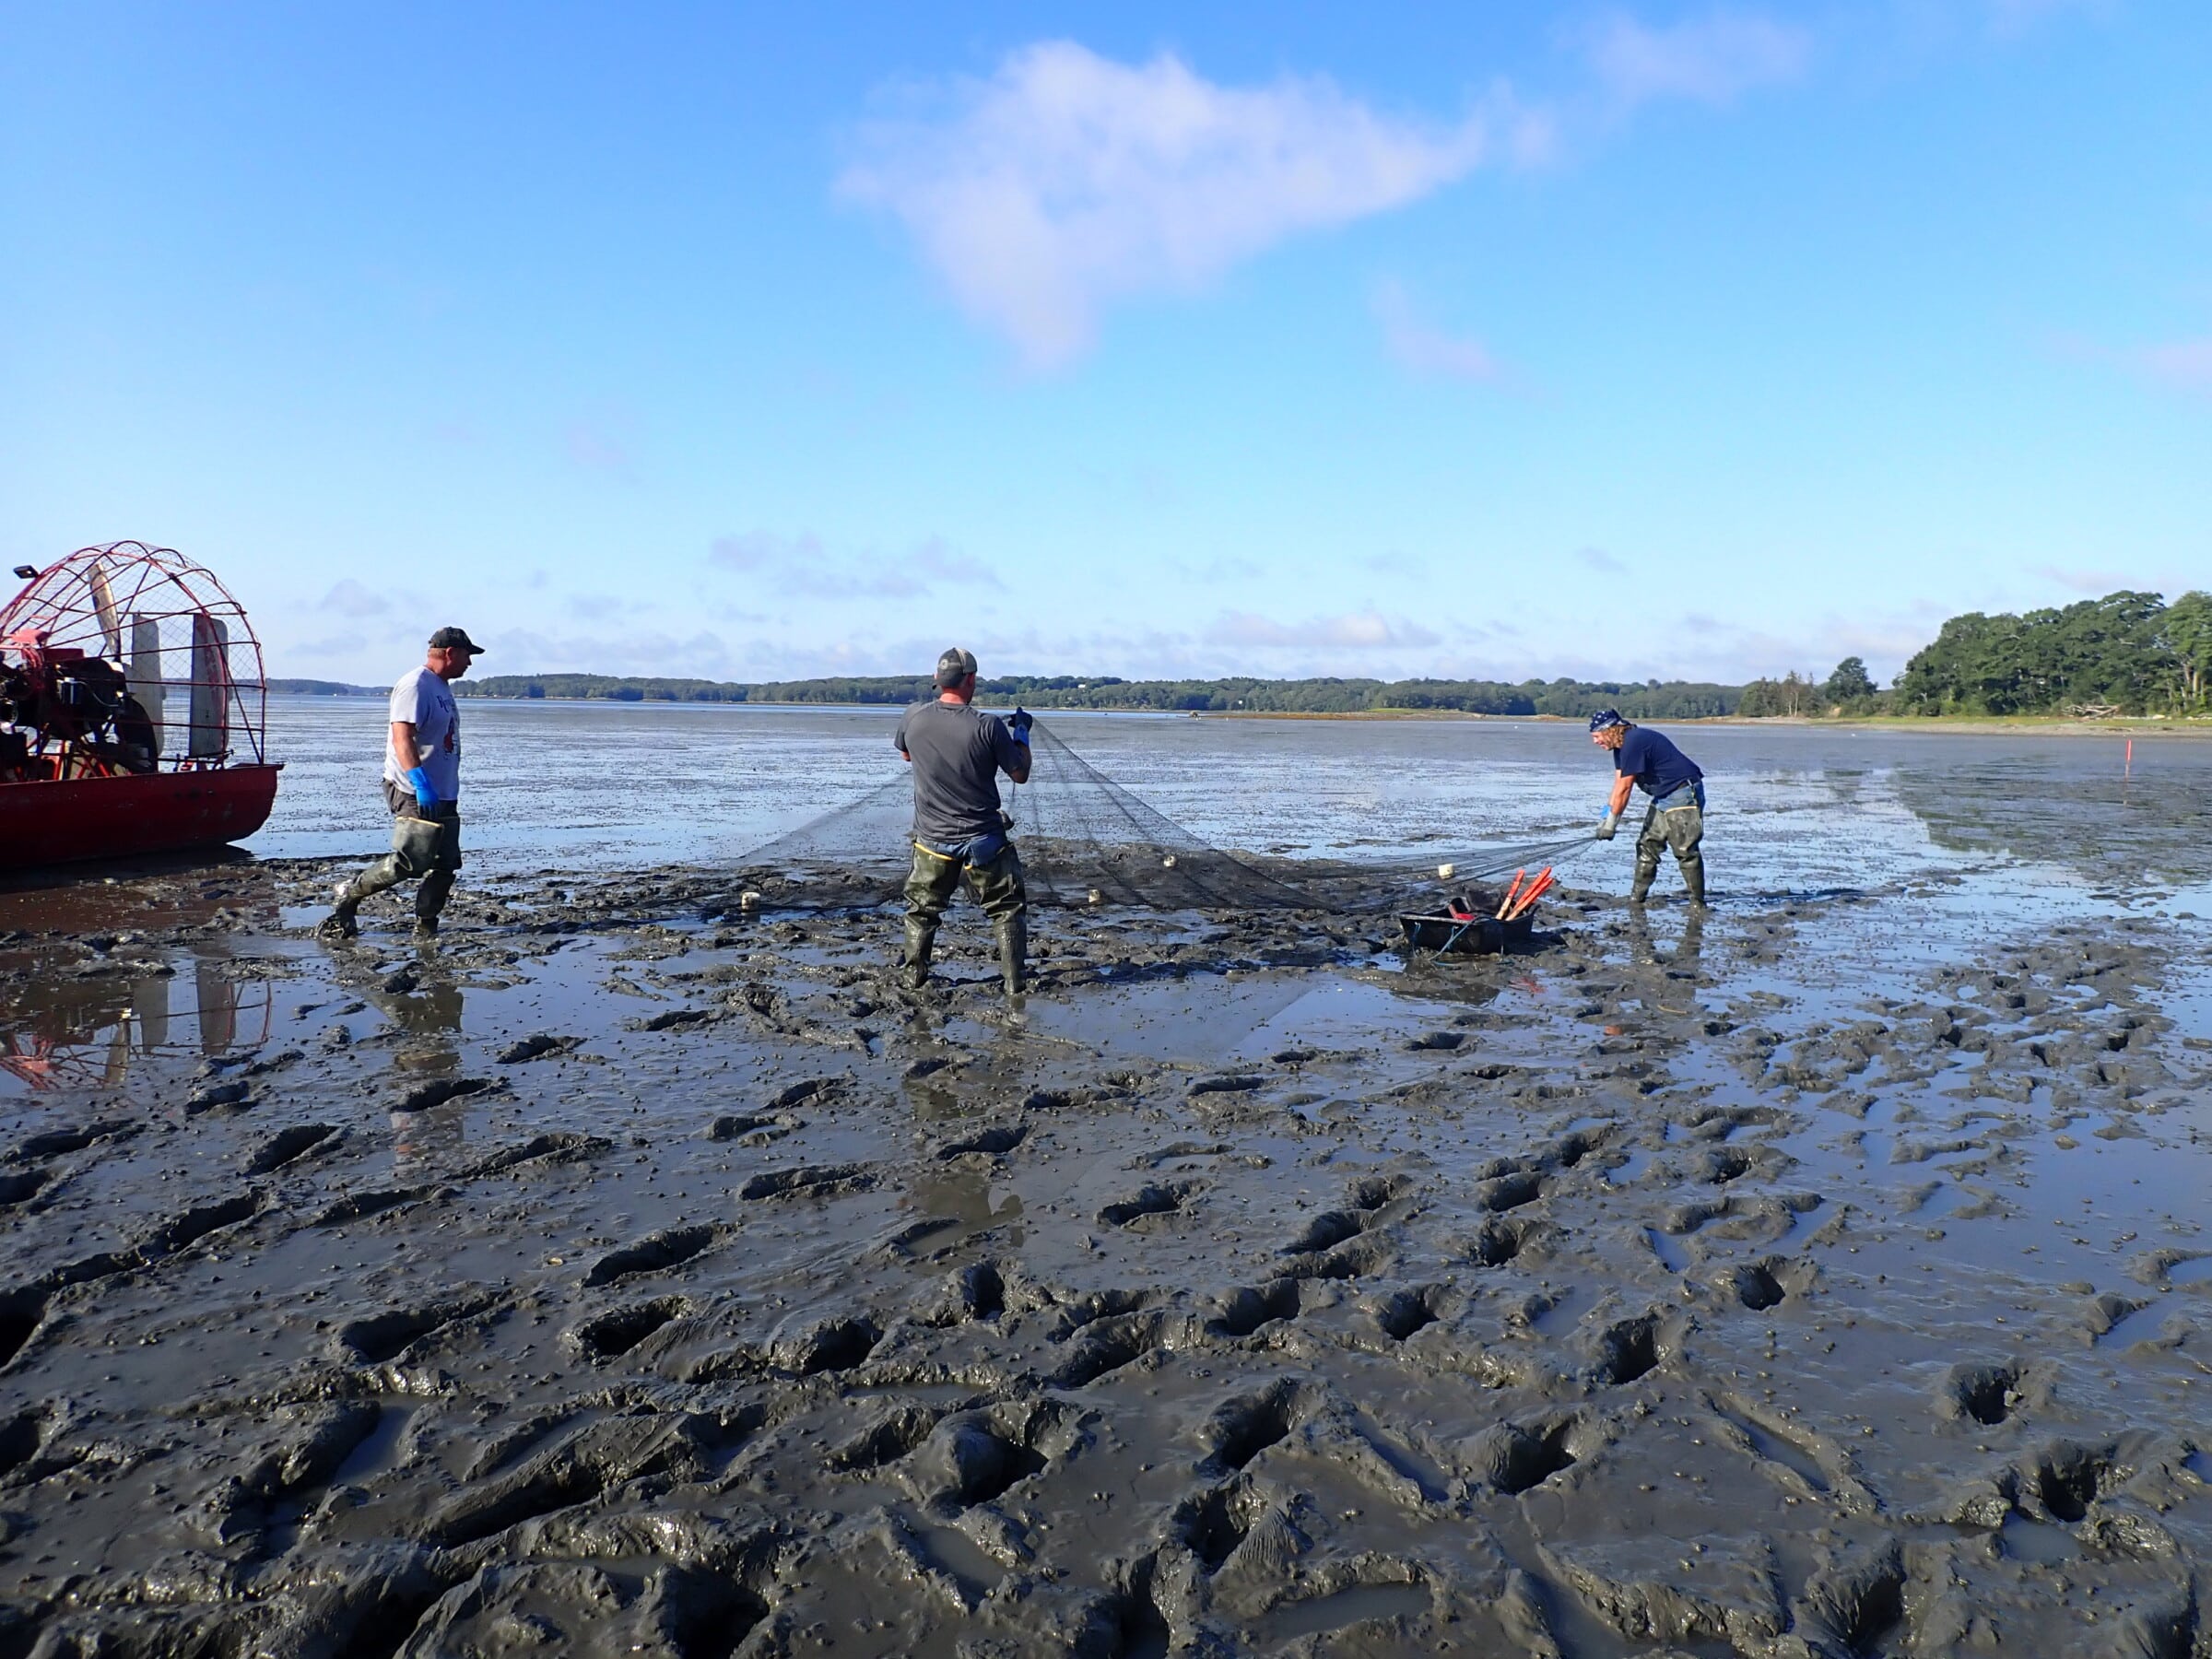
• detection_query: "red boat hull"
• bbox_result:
[0,765,281,868]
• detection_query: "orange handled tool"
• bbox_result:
[1496,869,1527,919]
[1506,867,1555,921]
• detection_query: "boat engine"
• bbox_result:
[0,638,159,780]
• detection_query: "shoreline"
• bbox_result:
[1194,709,2212,735]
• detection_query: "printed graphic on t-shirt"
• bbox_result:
[384,667,463,801]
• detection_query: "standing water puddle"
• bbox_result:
[1248,1582,1428,1644]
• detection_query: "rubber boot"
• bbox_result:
[1628,858,1656,906]
[902,918,935,990]
[324,856,407,938]
[1679,852,1708,909]
[994,912,1027,996]
[319,871,378,938]
[320,892,360,939]
[415,866,455,939]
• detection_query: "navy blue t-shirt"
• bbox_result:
[1615,726,1702,798]
[894,699,1028,841]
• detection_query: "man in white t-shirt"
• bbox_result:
[321,627,482,939]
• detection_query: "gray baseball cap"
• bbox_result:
[934,646,977,688]
[429,627,485,653]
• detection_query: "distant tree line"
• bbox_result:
[267,677,381,696]
[449,670,1752,717]
[418,588,2212,722]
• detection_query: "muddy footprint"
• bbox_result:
[1099,1181,1206,1231]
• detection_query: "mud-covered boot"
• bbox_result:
[1629,859,1656,906]
[1680,853,1708,909]
[414,867,455,941]
[319,877,362,939]
[994,912,1028,996]
[902,918,935,990]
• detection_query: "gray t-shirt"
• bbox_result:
[894,700,1026,842]
[384,666,461,801]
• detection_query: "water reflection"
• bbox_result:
[898,1053,1027,1253]
[1891,747,2212,894]
[1626,906,1705,973]
[906,1163,1024,1247]
[0,956,268,1092]
[390,1098,467,1174]
[362,951,469,1172]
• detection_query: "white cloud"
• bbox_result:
[1577,8,1812,109]
[1657,606,1942,683]
[561,591,658,622]
[909,537,997,583]
[1359,549,1430,579]
[317,579,389,618]
[483,627,738,681]
[840,42,1514,368]
[710,530,823,574]
[1204,609,1441,650]
[2135,336,2212,394]
[2063,330,2212,399]
[1373,280,1502,382]
[2027,565,2183,598]
[1574,547,1628,575]
[1983,0,2112,38]
[563,416,636,477]
[290,630,371,663]
[707,530,998,598]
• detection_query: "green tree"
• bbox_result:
[2161,591,2212,710]
[1823,656,1876,703]
[1896,591,2181,715]
[1740,672,1818,717]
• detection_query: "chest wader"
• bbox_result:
[1630,792,1705,907]
[329,793,463,935]
[902,838,1029,994]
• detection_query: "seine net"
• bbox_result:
[727,718,1594,915]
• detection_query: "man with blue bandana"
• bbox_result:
[895,647,1033,994]
[1589,709,1707,907]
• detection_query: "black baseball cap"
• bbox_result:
[429,627,484,653]
[934,646,977,688]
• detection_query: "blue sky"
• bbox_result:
[3,1,2206,687]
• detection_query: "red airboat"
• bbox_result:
[1,542,281,867]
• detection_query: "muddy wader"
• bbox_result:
[903,831,1028,994]
[328,784,463,936]
[1630,781,1706,907]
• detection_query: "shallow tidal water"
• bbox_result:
[252,695,2212,907]
[0,707,2208,1655]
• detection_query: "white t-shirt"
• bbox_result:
[385,666,461,800]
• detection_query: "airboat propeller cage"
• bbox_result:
[0,541,269,768]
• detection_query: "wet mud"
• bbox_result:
[0,855,2208,1656]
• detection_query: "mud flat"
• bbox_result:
[0,853,2209,1657]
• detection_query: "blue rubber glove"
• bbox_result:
[405,766,437,806]
[1008,708,1033,746]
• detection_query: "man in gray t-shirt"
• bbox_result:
[322,627,483,941]
[894,647,1033,994]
